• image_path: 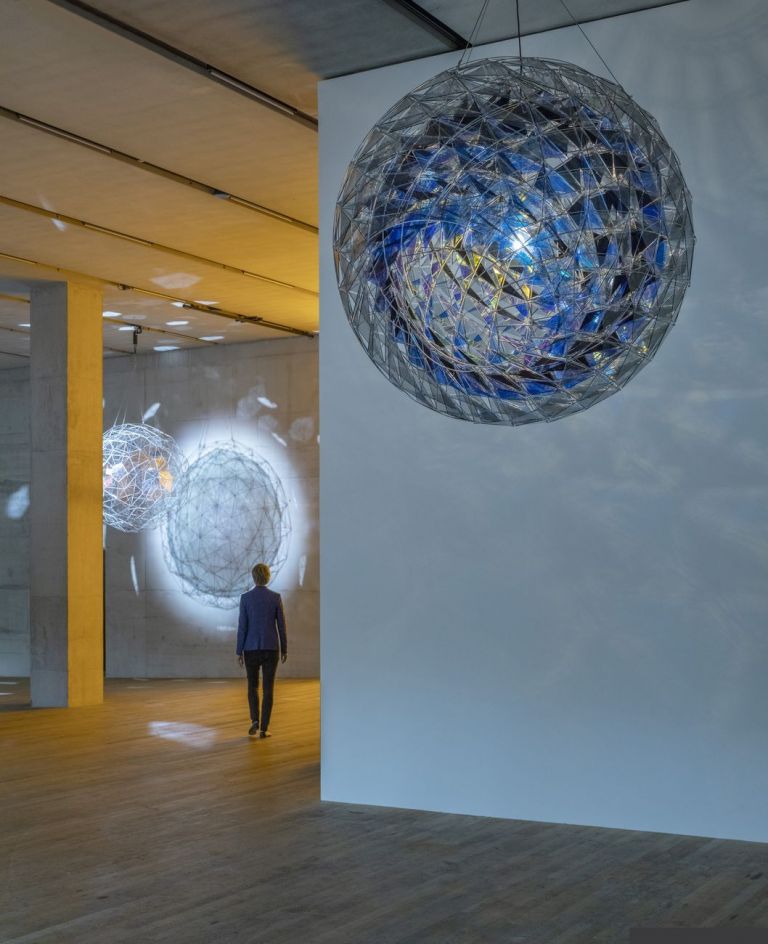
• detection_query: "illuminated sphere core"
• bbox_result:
[103,423,187,532]
[334,57,694,425]
[163,442,290,608]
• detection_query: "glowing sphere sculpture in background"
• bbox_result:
[334,57,694,425]
[163,442,290,608]
[103,423,187,532]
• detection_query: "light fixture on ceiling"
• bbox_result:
[18,323,30,328]
[103,310,122,318]
[154,345,179,352]
[166,320,190,326]
[200,335,224,342]
[207,69,297,116]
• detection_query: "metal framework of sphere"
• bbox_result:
[103,423,187,532]
[334,57,694,425]
[163,442,290,608]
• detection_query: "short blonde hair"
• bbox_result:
[252,563,271,586]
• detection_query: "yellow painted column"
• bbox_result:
[30,281,103,707]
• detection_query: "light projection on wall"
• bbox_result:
[5,484,29,520]
[103,423,187,532]
[162,441,290,608]
[334,58,694,426]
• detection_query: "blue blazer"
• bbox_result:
[236,586,287,655]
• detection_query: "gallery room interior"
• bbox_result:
[0,0,766,941]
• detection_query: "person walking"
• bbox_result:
[236,563,287,738]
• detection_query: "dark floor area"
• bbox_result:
[1,679,766,943]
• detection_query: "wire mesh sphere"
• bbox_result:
[103,423,187,532]
[163,442,290,608]
[334,57,694,425]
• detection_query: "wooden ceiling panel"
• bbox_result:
[52,0,450,116]
[0,121,318,293]
[0,205,317,328]
[0,0,678,367]
[0,0,317,224]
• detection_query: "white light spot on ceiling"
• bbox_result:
[151,273,201,290]
[142,402,161,422]
[40,197,67,231]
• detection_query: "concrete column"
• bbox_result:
[30,281,103,707]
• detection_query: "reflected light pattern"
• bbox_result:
[103,423,187,532]
[5,484,29,520]
[334,57,694,425]
[163,441,290,608]
[148,721,216,749]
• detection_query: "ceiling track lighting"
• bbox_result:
[382,0,469,49]
[0,249,316,338]
[120,323,213,345]
[45,0,318,131]
[0,321,125,356]
[207,70,298,116]
[0,195,317,298]
[0,105,317,236]
[17,113,111,154]
[0,292,28,305]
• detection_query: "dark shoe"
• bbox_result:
[259,730,271,739]
[248,723,259,736]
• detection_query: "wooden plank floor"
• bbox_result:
[1,678,767,943]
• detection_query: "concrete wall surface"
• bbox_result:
[0,366,30,677]
[0,335,319,679]
[319,0,768,840]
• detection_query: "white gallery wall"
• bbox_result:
[0,335,319,679]
[319,0,768,840]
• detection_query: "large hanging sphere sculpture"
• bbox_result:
[334,57,694,425]
[103,423,187,532]
[163,442,290,608]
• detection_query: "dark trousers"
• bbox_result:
[244,649,279,731]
